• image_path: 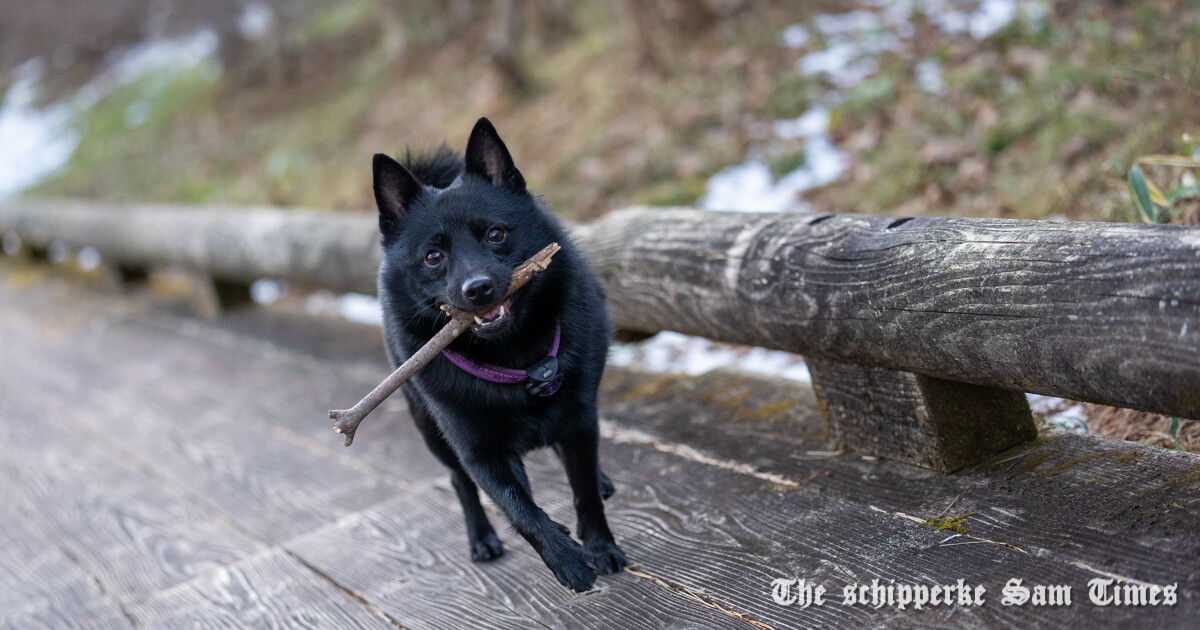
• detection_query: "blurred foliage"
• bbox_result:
[1125,148,1200,225]
[16,0,1200,224]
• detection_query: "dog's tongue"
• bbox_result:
[479,298,511,323]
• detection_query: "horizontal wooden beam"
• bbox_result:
[0,200,381,294]
[4,201,1199,421]
[573,208,1200,420]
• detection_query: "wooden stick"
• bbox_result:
[330,242,562,446]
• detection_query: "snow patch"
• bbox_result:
[0,30,219,200]
[250,279,287,305]
[702,105,847,213]
[608,331,811,383]
[77,246,102,271]
[916,58,945,93]
[0,60,80,199]
[239,3,275,40]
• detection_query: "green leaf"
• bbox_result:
[1170,416,1182,451]
[1145,177,1170,208]
[1137,155,1200,168]
[1128,165,1157,223]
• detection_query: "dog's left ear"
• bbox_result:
[373,153,422,237]
[464,117,526,194]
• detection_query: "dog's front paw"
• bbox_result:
[587,538,627,575]
[544,538,596,592]
[470,531,504,562]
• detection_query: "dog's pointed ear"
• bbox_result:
[464,117,526,193]
[373,153,421,236]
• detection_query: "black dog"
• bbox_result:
[372,117,626,592]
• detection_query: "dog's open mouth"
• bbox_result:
[472,297,513,331]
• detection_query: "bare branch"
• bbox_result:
[330,242,562,446]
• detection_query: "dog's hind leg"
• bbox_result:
[459,452,598,592]
[556,426,627,576]
[404,386,503,562]
[598,469,615,500]
[554,444,615,500]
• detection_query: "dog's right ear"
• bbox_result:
[373,153,421,236]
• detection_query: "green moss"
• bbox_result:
[766,74,814,119]
[768,146,806,179]
[921,512,976,534]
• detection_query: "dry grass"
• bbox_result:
[1084,405,1199,453]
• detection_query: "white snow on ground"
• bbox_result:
[781,24,810,48]
[304,290,384,326]
[702,105,847,213]
[703,1,1046,215]
[1042,404,1089,434]
[0,60,80,199]
[250,279,287,305]
[76,246,101,271]
[916,58,946,94]
[608,331,812,383]
[239,3,275,40]
[0,30,219,200]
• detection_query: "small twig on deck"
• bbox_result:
[330,242,562,446]
[624,564,776,630]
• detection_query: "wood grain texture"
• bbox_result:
[0,314,403,543]
[0,385,264,605]
[576,208,1200,419]
[598,367,1200,594]
[0,500,132,630]
[287,487,759,630]
[808,358,1037,471]
[129,549,397,629]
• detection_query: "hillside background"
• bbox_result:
[2,0,1197,222]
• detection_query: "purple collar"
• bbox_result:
[441,321,563,396]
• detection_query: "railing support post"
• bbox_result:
[807,358,1037,473]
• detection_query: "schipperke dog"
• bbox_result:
[372,117,626,592]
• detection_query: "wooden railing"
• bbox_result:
[4,200,1198,471]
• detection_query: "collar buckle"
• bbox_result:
[525,356,561,397]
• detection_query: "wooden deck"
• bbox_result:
[2,261,1198,629]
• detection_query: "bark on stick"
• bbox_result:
[330,242,561,446]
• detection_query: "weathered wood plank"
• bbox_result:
[129,549,397,629]
[576,208,1200,420]
[808,358,1037,471]
[286,487,757,630]
[0,500,133,630]
[0,316,403,543]
[598,367,1200,589]
[588,440,1195,629]
[0,385,264,605]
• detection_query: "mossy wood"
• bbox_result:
[808,358,1036,472]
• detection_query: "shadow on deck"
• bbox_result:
[1,261,1197,629]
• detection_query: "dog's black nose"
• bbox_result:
[461,276,495,306]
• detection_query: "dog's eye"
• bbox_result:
[424,250,444,267]
[485,227,506,244]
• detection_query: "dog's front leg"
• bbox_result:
[462,454,597,592]
[557,428,627,575]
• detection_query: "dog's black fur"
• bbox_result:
[373,118,625,592]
